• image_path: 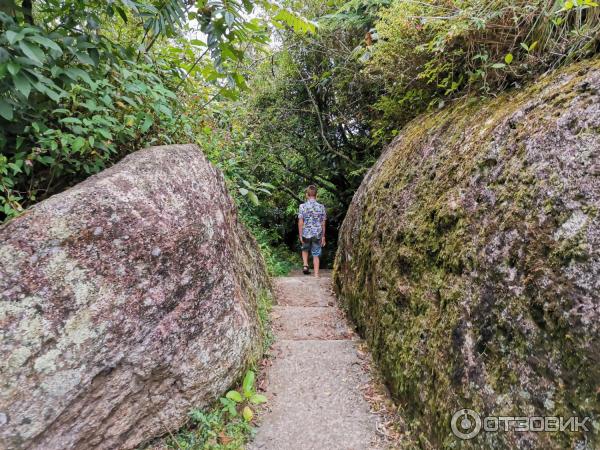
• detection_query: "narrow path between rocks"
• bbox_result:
[249,271,385,450]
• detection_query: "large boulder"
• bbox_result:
[0,145,271,449]
[334,59,600,448]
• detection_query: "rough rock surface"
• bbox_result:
[334,59,600,448]
[0,145,271,450]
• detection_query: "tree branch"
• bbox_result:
[298,71,358,167]
[280,185,303,204]
[22,0,34,24]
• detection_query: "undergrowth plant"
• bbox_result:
[163,370,267,450]
[366,0,600,134]
[221,370,268,423]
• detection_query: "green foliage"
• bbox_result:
[367,0,600,137]
[166,369,267,450]
[0,10,191,218]
[251,220,298,277]
[195,1,387,266]
[267,4,318,34]
[322,0,391,30]
[220,0,599,262]
[165,406,254,449]
[0,0,315,221]
[221,369,267,422]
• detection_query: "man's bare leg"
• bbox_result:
[302,250,310,268]
[313,255,320,277]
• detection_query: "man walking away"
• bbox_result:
[298,185,327,277]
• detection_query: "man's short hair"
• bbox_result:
[306,185,317,197]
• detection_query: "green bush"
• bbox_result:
[0,12,192,220]
[367,0,600,132]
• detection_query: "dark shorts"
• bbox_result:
[301,235,322,257]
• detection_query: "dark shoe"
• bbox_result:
[303,265,310,275]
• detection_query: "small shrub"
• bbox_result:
[367,0,600,137]
[161,371,268,450]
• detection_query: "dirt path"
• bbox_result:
[249,271,386,450]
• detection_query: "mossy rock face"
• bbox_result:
[334,59,600,449]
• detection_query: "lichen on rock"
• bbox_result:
[334,59,600,448]
[0,144,271,450]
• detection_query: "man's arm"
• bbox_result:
[320,219,326,246]
[298,218,304,242]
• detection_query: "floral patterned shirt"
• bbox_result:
[298,199,327,238]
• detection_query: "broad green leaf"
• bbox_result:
[242,370,255,397]
[242,406,253,422]
[96,128,113,140]
[219,397,237,416]
[140,115,153,132]
[491,63,506,69]
[157,104,172,117]
[18,41,45,66]
[249,394,268,404]
[564,1,574,10]
[504,53,513,64]
[225,390,243,403]
[219,88,239,100]
[72,136,86,152]
[59,117,81,125]
[8,161,23,174]
[50,65,62,77]
[239,187,249,196]
[6,30,23,45]
[75,51,95,66]
[43,88,61,102]
[7,62,20,75]
[12,73,31,98]
[120,96,138,106]
[232,72,248,89]
[28,35,63,54]
[228,404,237,417]
[65,67,94,86]
[0,100,14,121]
[15,56,41,67]
[247,191,260,206]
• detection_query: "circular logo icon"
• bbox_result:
[451,409,482,440]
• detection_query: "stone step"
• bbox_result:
[274,275,334,307]
[271,306,354,340]
[249,339,378,450]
